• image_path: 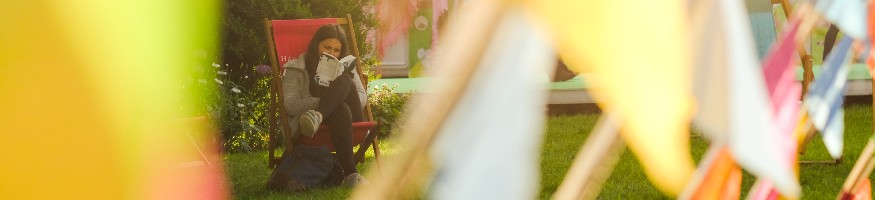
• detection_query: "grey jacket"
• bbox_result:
[281,57,318,143]
[280,55,367,143]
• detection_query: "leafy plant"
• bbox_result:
[368,83,411,137]
[192,61,273,153]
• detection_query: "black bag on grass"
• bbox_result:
[267,146,340,191]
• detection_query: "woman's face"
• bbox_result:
[318,38,342,58]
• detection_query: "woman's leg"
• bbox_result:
[313,75,364,122]
[311,76,364,175]
[324,103,356,175]
[313,76,353,116]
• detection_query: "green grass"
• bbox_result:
[227,105,874,199]
[225,139,401,199]
[539,105,874,199]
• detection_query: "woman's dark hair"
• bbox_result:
[304,24,350,71]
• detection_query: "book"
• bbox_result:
[314,52,356,87]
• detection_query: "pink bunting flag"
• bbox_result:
[376,0,419,57]
[689,0,798,197]
[749,18,803,200]
[432,0,448,47]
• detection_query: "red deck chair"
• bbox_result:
[263,15,381,169]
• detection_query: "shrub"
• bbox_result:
[368,83,412,137]
[187,60,272,153]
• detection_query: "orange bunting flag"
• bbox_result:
[685,147,742,200]
[868,2,875,78]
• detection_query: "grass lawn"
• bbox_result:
[225,139,402,200]
[227,104,874,199]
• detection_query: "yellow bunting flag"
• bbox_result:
[525,0,694,195]
[0,1,225,199]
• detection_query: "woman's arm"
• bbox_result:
[281,59,319,116]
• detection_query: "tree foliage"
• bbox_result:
[221,0,376,85]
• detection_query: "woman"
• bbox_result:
[281,24,368,187]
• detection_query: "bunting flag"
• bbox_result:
[795,111,817,156]
[749,109,813,200]
[805,37,854,159]
[814,0,869,40]
[844,179,872,200]
[681,146,742,200]
[428,8,555,200]
[432,0,448,46]
[375,0,420,56]
[748,18,805,199]
[0,1,226,199]
[868,1,875,78]
[721,166,743,200]
[350,1,515,199]
[407,0,434,77]
[688,0,800,197]
[525,0,694,195]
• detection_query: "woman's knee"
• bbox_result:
[325,103,352,125]
[318,77,352,97]
[330,76,352,87]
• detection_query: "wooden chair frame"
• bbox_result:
[767,0,842,164]
[263,14,381,169]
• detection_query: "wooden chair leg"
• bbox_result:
[373,135,381,169]
[354,127,381,164]
[353,143,368,164]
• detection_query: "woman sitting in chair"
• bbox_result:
[282,24,368,187]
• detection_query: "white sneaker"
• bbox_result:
[341,173,368,187]
[298,110,322,137]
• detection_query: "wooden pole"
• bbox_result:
[344,14,374,122]
[350,0,510,199]
[263,18,296,168]
[839,137,875,199]
[263,18,279,168]
[553,113,624,200]
[343,14,382,167]
[836,79,875,198]
[776,0,815,98]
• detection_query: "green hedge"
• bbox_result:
[221,0,375,68]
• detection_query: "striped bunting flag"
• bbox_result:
[805,37,854,159]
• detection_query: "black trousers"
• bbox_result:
[311,75,364,175]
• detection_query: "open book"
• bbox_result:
[314,52,356,87]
